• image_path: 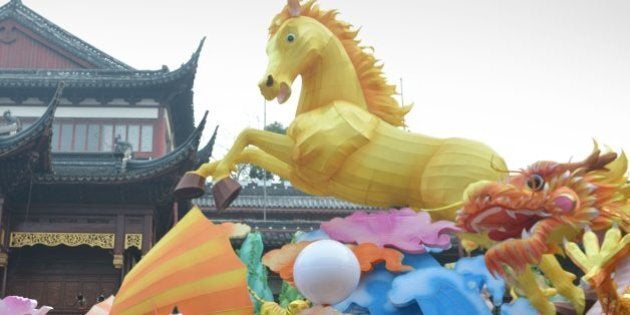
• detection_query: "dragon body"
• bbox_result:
[456,147,630,314]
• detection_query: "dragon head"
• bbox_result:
[456,147,629,275]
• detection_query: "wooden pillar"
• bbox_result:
[142,214,152,256]
[156,108,167,155]
[0,196,8,297]
[0,196,3,235]
[113,214,124,269]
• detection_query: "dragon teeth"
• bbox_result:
[507,210,517,219]
[561,170,571,181]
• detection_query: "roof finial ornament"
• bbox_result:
[10,0,22,6]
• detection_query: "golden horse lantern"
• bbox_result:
[175,0,507,220]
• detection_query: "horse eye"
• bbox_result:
[526,174,545,191]
[286,33,296,42]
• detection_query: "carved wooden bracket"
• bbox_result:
[9,232,115,249]
[124,234,142,250]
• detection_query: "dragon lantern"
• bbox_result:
[457,146,630,314]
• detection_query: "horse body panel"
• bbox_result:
[284,101,505,220]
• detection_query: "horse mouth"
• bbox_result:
[462,206,550,241]
[277,82,291,104]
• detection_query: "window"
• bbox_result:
[101,125,113,152]
[74,124,87,152]
[114,125,127,143]
[51,124,60,151]
[50,121,156,153]
[141,125,153,152]
[60,124,73,151]
[127,125,140,152]
[86,124,100,152]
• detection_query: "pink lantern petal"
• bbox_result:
[321,208,460,254]
[0,296,52,315]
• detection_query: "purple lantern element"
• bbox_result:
[0,296,53,315]
[321,208,460,254]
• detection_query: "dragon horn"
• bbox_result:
[287,0,301,17]
[564,149,617,172]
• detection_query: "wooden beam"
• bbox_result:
[113,214,124,269]
[142,214,152,256]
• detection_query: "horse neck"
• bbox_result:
[296,38,368,115]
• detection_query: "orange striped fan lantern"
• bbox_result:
[86,295,115,315]
[110,206,253,315]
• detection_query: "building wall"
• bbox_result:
[0,19,93,69]
[6,246,119,315]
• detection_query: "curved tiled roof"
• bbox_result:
[0,44,201,89]
[195,125,218,169]
[0,83,61,164]
[196,183,379,211]
[0,0,132,70]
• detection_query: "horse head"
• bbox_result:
[258,0,331,104]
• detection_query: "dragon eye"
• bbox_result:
[286,33,296,42]
[526,174,545,191]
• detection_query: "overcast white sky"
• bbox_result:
[17,0,630,170]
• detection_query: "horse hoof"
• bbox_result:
[212,177,242,211]
[173,173,206,199]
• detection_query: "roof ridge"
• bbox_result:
[0,0,133,69]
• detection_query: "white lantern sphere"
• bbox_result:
[293,239,360,305]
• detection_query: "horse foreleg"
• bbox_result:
[195,160,218,178]
[235,148,323,196]
[235,147,291,179]
[539,254,585,314]
[213,128,294,181]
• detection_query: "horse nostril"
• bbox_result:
[266,75,274,87]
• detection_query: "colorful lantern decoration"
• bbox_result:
[0,296,52,315]
[293,240,361,305]
[162,1,630,314]
[321,208,459,254]
[457,146,630,314]
[175,0,507,223]
[239,232,274,314]
[86,295,115,315]
[110,207,252,315]
[564,223,630,314]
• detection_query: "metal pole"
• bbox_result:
[1,216,9,297]
[399,77,404,106]
[1,265,7,297]
[0,198,4,297]
[262,100,268,222]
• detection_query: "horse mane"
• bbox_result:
[269,0,412,127]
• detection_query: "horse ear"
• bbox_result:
[288,0,301,17]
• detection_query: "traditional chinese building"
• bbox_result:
[0,0,214,313]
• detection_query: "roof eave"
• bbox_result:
[0,83,62,164]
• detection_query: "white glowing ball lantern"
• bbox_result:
[293,239,361,305]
